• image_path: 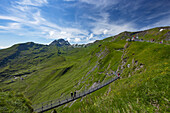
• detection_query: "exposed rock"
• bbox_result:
[80,96,86,102]
[128,74,131,77]
[135,60,138,66]
[69,100,77,108]
[50,39,70,47]
[96,48,109,59]
[127,64,130,68]
[140,63,144,68]
[165,31,170,41]
[90,82,99,89]
[72,44,87,48]
[106,86,111,96]
[132,58,135,67]
[124,43,129,49]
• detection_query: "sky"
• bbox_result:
[0,0,170,48]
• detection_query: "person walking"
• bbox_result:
[71,92,73,99]
[118,73,120,77]
[74,92,76,98]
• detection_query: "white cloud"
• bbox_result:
[0,15,22,22]
[0,0,137,45]
[74,38,81,42]
[66,37,71,42]
[88,12,136,37]
[49,31,55,36]
[79,0,119,8]
[153,16,170,27]
[87,33,93,39]
[16,0,48,6]
[1,0,169,46]
[103,29,108,34]
[0,23,21,30]
[48,30,72,39]
[0,0,91,44]
[139,16,170,31]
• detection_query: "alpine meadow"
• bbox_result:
[0,26,169,112]
[0,0,170,112]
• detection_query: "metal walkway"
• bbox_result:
[33,76,120,112]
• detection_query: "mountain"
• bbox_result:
[0,26,169,112]
[50,39,71,47]
[0,42,60,79]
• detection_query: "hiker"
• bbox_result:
[129,38,132,42]
[74,92,76,98]
[71,92,73,98]
[118,73,120,77]
[132,37,135,41]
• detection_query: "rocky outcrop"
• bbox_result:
[50,39,70,47]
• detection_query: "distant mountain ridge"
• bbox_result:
[50,39,70,47]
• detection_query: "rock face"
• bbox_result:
[50,39,70,47]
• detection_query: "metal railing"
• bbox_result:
[33,76,120,112]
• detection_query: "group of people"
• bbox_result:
[126,35,138,42]
[71,92,77,98]
[126,36,164,44]
[151,39,164,43]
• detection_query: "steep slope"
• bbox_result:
[0,39,124,105]
[111,26,170,44]
[61,36,170,113]
[0,26,169,112]
[0,91,33,112]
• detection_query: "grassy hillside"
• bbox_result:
[111,26,170,44]
[61,41,169,113]
[0,42,60,80]
[0,91,33,113]
[0,26,169,112]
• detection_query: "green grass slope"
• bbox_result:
[0,91,33,113]
[0,42,60,80]
[112,26,170,44]
[61,42,169,113]
[0,26,169,112]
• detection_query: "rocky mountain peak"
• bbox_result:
[50,39,70,47]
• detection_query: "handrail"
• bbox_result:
[33,76,120,112]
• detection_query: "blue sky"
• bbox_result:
[0,0,170,48]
